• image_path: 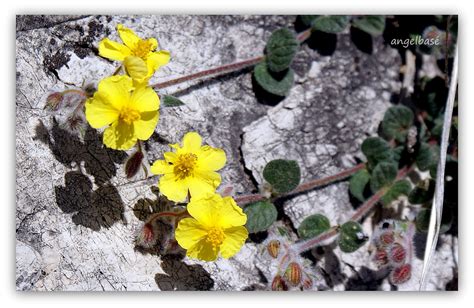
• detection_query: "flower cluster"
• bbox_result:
[151,132,248,261]
[85,24,170,150]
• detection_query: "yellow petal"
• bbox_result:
[97,75,133,110]
[163,152,177,163]
[123,56,149,81]
[181,132,202,152]
[117,24,141,49]
[146,38,158,51]
[175,218,208,249]
[130,86,160,112]
[218,196,247,228]
[197,145,226,171]
[220,226,248,259]
[187,170,221,198]
[147,50,171,71]
[150,160,173,175]
[158,174,189,202]
[103,120,137,150]
[98,38,131,61]
[186,239,219,261]
[85,94,119,128]
[187,193,222,228]
[133,111,158,140]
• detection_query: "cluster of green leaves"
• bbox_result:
[254,28,299,97]
[300,15,385,36]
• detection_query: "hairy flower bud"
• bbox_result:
[271,275,288,291]
[285,262,302,286]
[267,240,281,259]
[390,264,412,285]
[374,249,389,266]
[45,92,64,110]
[389,243,406,264]
[379,231,395,246]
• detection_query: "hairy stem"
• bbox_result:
[151,27,312,90]
[235,163,365,206]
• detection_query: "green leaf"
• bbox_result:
[254,62,294,97]
[382,105,414,142]
[162,95,185,107]
[392,146,404,163]
[297,214,331,240]
[338,221,367,253]
[352,15,385,36]
[349,169,371,202]
[244,201,278,233]
[381,180,411,206]
[408,180,435,204]
[416,207,452,234]
[266,28,299,73]
[263,159,301,194]
[312,15,350,33]
[361,137,393,168]
[370,162,398,193]
[416,142,434,171]
[299,15,319,27]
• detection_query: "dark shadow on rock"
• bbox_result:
[321,245,345,288]
[35,119,126,231]
[251,74,286,106]
[345,266,391,291]
[132,186,173,222]
[350,26,373,54]
[154,255,214,291]
[413,230,447,260]
[54,171,124,231]
[305,30,337,56]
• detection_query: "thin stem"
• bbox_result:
[234,163,365,206]
[294,226,339,254]
[147,210,189,223]
[151,27,313,90]
[62,89,88,97]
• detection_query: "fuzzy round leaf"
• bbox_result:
[361,137,393,168]
[297,214,331,239]
[349,169,371,202]
[382,105,414,142]
[254,62,294,97]
[312,15,350,33]
[299,15,319,27]
[263,159,301,194]
[416,142,434,171]
[244,201,278,233]
[408,180,435,204]
[370,162,398,193]
[352,15,386,36]
[162,95,185,107]
[266,28,299,73]
[381,180,411,206]
[338,221,367,253]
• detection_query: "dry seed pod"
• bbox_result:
[271,275,288,291]
[267,240,281,259]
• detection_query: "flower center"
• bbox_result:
[133,40,152,59]
[119,107,140,125]
[173,153,198,180]
[206,227,225,247]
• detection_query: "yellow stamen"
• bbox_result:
[119,107,140,125]
[206,227,225,247]
[173,153,198,180]
[133,40,152,59]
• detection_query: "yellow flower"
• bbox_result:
[150,132,226,202]
[85,75,159,150]
[175,193,248,261]
[98,24,170,84]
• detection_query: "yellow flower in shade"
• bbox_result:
[175,193,248,261]
[98,24,170,84]
[150,132,226,202]
[85,75,159,150]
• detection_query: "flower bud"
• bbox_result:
[389,243,406,264]
[379,231,394,246]
[390,264,412,285]
[374,249,389,266]
[45,92,64,110]
[284,262,302,286]
[302,277,313,290]
[271,275,288,291]
[267,240,281,259]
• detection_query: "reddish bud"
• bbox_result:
[389,243,406,264]
[125,151,144,179]
[285,262,302,286]
[267,240,281,259]
[374,249,389,266]
[302,277,313,290]
[379,231,395,246]
[390,264,412,285]
[271,275,288,291]
[45,92,64,110]
[143,223,154,243]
